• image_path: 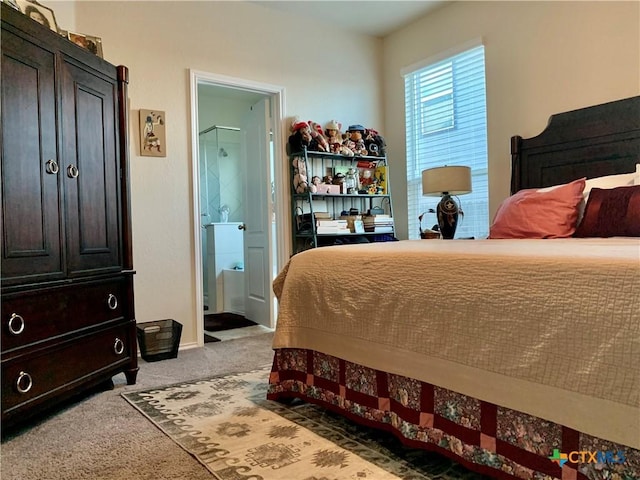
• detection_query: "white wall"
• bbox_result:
[46,0,75,31]
[67,1,384,346]
[383,1,640,239]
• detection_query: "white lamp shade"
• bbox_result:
[422,166,472,196]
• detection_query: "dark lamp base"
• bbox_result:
[437,194,460,240]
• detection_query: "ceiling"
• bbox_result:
[255,1,447,37]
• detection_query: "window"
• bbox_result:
[404,43,489,239]
[420,63,454,135]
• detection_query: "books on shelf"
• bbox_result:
[362,214,392,223]
[363,214,394,233]
[316,219,349,234]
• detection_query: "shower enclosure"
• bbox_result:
[199,125,243,223]
[199,126,245,313]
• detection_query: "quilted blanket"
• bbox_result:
[272,238,640,448]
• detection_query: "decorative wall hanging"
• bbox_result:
[139,109,166,157]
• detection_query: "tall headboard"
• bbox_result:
[510,96,640,193]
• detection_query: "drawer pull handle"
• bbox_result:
[45,159,59,174]
[114,337,125,355]
[16,371,33,394]
[107,294,118,310]
[8,313,25,335]
[67,164,79,178]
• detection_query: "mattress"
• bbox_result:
[272,238,640,448]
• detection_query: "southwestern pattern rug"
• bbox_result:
[122,367,488,480]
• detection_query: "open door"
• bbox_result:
[241,97,273,327]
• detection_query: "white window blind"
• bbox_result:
[404,44,489,239]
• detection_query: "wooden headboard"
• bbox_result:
[511,96,640,193]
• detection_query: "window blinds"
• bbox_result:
[404,44,489,239]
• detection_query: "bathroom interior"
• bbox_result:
[199,124,246,319]
[197,83,278,338]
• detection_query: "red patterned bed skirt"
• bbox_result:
[267,348,639,480]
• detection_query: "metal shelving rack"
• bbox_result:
[290,148,394,254]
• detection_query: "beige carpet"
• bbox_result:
[1,332,276,480]
[122,368,487,480]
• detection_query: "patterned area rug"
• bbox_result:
[122,368,488,480]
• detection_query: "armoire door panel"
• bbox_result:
[0,29,63,284]
[60,60,120,275]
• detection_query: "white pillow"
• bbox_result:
[583,169,638,201]
[537,166,639,221]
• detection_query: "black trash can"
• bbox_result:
[136,319,182,362]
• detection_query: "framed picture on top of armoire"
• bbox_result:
[16,0,58,32]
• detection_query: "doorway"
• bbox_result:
[189,70,287,347]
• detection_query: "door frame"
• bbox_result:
[189,70,289,346]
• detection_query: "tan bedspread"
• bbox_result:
[273,238,640,448]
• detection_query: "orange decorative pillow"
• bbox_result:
[574,185,640,237]
[489,178,586,239]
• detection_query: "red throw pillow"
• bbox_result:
[574,185,640,237]
[489,178,586,239]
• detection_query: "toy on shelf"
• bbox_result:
[324,120,353,156]
[288,120,312,153]
[292,156,309,193]
[344,124,368,156]
[308,121,329,152]
[364,127,386,157]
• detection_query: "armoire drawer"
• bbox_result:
[1,277,129,353]
[1,322,134,417]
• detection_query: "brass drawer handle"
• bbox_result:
[107,294,118,310]
[8,313,25,335]
[67,164,79,178]
[45,159,59,174]
[16,371,33,394]
[113,337,125,355]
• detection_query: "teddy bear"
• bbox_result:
[291,156,309,193]
[344,125,368,156]
[324,120,354,156]
[364,128,386,157]
[287,119,312,154]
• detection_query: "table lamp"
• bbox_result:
[422,166,471,239]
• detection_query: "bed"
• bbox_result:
[267,96,640,480]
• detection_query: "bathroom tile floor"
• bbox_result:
[203,312,271,343]
[206,325,273,342]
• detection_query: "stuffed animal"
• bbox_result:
[308,121,329,152]
[345,125,368,156]
[324,120,354,156]
[292,156,309,193]
[309,175,322,193]
[364,128,386,157]
[288,119,312,154]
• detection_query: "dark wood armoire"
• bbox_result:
[1,3,138,428]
